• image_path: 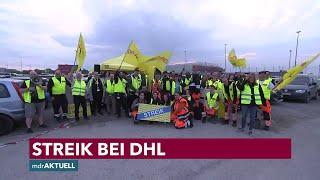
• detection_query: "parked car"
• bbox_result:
[282,74,318,103]
[0,79,25,135]
[317,78,320,96]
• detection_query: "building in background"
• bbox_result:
[57,64,76,75]
[166,62,224,73]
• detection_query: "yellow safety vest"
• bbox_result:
[171,81,182,95]
[261,78,272,100]
[206,92,218,109]
[23,80,45,103]
[131,74,142,90]
[72,80,86,96]
[51,76,66,95]
[114,78,126,93]
[184,77,192,86]
[105,79,115,94]
[229,81,240,101]
[241,84,262,105]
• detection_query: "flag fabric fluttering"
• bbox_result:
[120,41,172,87]
[273,52,320,92]
[75,33,86,72]
[228,49,246,68]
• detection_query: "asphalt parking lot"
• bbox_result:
[1,100,320,180]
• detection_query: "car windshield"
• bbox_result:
[290,76,309,85]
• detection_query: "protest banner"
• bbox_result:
[136,104,171,122]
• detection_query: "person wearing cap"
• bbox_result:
[21,71,48,133]
[237,73,264,136]
[72,72,88,121]
[47,70,71,121]
[259,71,274,130]
[87,72,105,116]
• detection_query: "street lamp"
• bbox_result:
[294,30,301,67]
[288,49,292,69]
[224,44,227,72]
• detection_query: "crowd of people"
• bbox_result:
[21,68,275,136]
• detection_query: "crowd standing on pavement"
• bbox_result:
[21,68,275,136]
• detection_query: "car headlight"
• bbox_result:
[295,90,306,93]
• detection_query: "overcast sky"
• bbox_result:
[0,0,319,73]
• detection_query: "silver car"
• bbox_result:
[0,79,25,135]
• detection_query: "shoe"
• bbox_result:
[238,128,245,132]
[264,126,270,131]
[98,112,104,115]
[27,128,33,133]
[232,121,237,127]
[75,118,80,121]
[84,116,89,120]
[39,124,48,128]
[62,116,68,121]
[248,131,253,136]
[202,117,206,123]
[55,116,61,122]
[224,120,229,125]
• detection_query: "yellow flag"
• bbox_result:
[228,49,246,68]
[141,51,172,85]
[76,33,86,72]
[273,52,320,91]
[122,41,141,67]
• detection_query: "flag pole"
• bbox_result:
[118,40,133,72]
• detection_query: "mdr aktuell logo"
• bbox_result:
[2,0,320,180]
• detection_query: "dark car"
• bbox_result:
[282,75,318,103]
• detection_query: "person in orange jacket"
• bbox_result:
[170,92,193,129]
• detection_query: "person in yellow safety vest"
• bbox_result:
[181,72,192,94]
[160,71,171,94]
[130,69,142,92]
[221,76,232,125]
[72,72,88,121]
[259,71,274,131]
[228,74,240,127]
[114,71,129,118]
[21,71,48,133]
[204,85,219,123]
[171,75,182,96]
[128,69,142,112]
[214,76,226,122]
[171,92,193,129]
[104,73,116,115]
[47,70,71,121]
[237,73,263,136]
